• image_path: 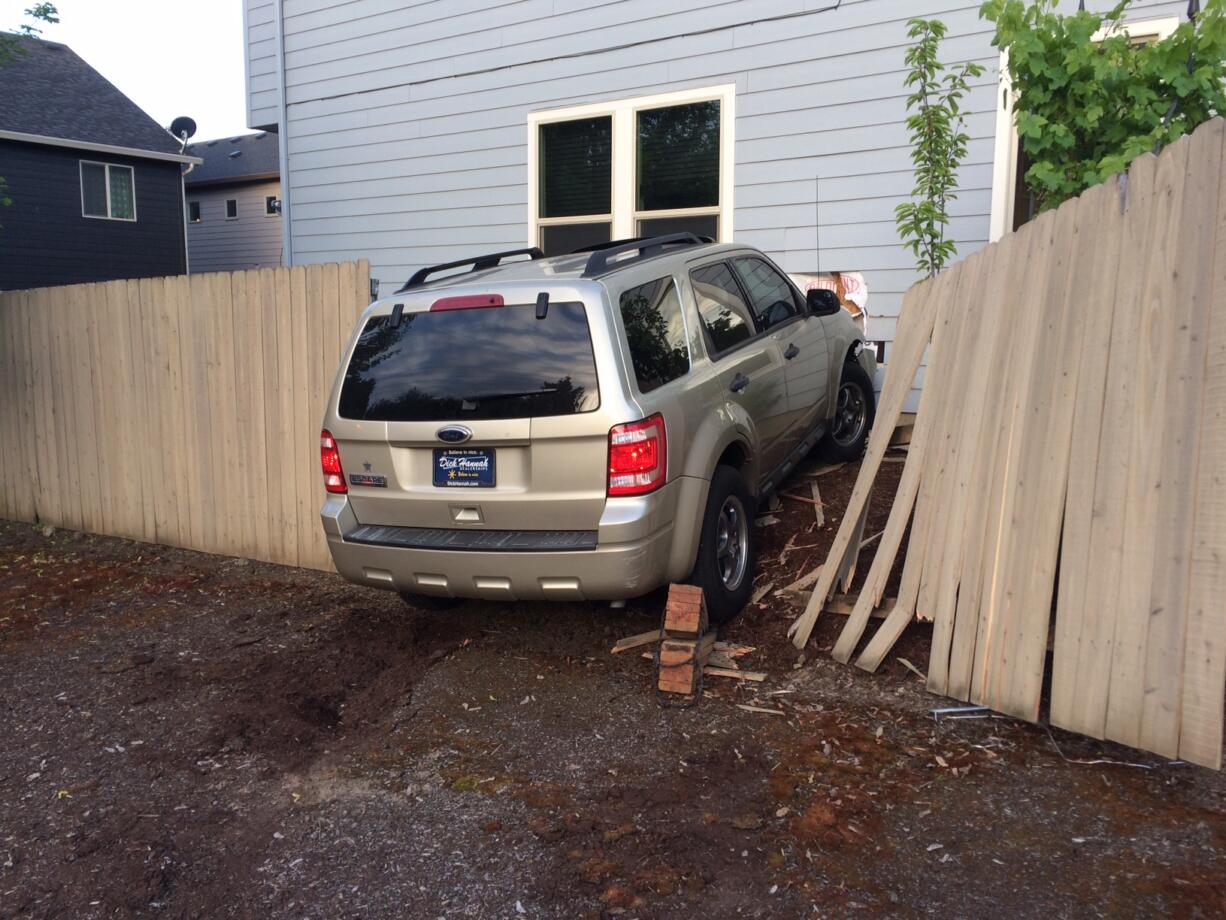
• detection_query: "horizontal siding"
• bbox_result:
[185,181,284,273]
[246,0,279,129]
[249,0,1190,371]
[0,141,186,290]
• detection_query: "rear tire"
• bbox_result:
[688,465,757,626]
[399,593,463,611]
[819,359,876,462]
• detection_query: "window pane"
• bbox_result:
[188,201,201,223]
[81,162,107,217]
[637,101,720,211]
[733,257,800,330]
[690,262,755,355]
[540,116,611,218]
[619,277,689,393]
[339,303,600,421]
[540,221,611,256]
[265,195,279,215]
[637,214,717,241]
[108,166,134,219]
[225,199,238,219]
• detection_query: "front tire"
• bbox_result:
[688,465,757,625]
[819,359,876,462]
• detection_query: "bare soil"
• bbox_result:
[1,460,1224,919]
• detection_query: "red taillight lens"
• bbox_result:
[321,429,347,494]
[608,414,667,497]
[430,294,504,311]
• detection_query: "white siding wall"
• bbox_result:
[186,181,284,273]
[249,0,1188,404]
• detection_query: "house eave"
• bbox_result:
[0,129,204,165]
[183,171,280,189]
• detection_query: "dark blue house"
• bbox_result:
[0,36,201,291]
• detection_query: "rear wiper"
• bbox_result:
[460,386,559,405]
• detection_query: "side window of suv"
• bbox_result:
[619,276,690,393]
[733,257,801,331]
[689,261,756,355]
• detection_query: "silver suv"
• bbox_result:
[319,235,875,622]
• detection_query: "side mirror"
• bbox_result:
[807,288,842,316]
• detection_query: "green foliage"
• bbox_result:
[0,3,59,66]
[895,19,984,279]
[982,0,1226,213]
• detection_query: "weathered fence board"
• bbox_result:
[0,262,370,572]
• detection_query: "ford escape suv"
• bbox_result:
[319,234,875,623]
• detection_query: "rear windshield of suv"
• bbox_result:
[338,302,600,421]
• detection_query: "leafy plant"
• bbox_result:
[895,19,984,278]
[982,0,1226,214]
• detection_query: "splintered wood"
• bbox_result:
[789,119,1226,769]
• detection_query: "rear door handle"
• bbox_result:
[729,372,749,393]
[784,343,800,360]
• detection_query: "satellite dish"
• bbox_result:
[169,116,197,141]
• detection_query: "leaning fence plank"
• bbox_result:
[789,279,939,649]
[1104,137,1191,748]
[1179,124,1226,769]
[1050,176,1128,729]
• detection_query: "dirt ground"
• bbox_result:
[2,460,1224,919]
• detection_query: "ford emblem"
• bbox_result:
[436,425,472,444]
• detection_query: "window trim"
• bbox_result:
[187,200,202,224]
[225,198,239,220]
[988,16,1179,240]
[527,84,736,250]
[264,195,280,217]
[80,160,137,222]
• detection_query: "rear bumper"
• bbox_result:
[320,479,699,602]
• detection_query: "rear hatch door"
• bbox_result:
[332,292,619,532]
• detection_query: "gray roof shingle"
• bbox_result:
[0,35,182,156]
[184,132,280,187]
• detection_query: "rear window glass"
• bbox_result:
[619,277,689,393]
[338,302,600,421]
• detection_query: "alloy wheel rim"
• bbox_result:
[831,380,868,447]
[715,495,749,591]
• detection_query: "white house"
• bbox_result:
[241,0,1186,395]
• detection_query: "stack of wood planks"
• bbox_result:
[789,118,1226,769]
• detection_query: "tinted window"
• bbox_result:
[339,303,599,422]
[637,101,720,211]
[539,116,612,218]
[733,257,800,330]
[619,277,689,393]
[689,262,756,354]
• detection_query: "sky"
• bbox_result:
[2,0,252,142]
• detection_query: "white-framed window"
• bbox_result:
[527,84,736,256]
[80,161,136,221]
[187,200,201,223]
[264,195,280,216]
[989,16,1179,240]
[225,198,239,220]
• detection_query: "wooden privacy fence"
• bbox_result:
[0,262,371,571]
[790,118,1226,769]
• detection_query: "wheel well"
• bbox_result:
[716,441,749,474]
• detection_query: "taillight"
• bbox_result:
[608,414,667,497]
[321,429,347,494]
[430,294,504,311]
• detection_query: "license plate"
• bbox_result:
[433,448,495,488]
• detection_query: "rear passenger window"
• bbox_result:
[619,277,690,393]
[689,262,756,355]
[733,257,800,330]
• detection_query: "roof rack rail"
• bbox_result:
[570,236,646,254]
[396,247,545,292]
[581,233,711,277]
